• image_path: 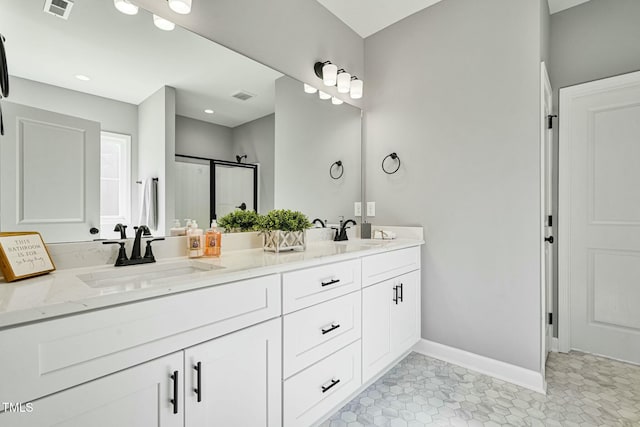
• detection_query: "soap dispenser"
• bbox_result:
[187,220,203,258]
[204,218,222,257]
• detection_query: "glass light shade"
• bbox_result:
[304,83,318,94]
[318,91,331,100]
[114,0,138,15]
[168,0,192,14]
[337,72,351,93]
[153,14,175,31]
[322,63,338,86]
[350,79,363,99]
[331,97,344,105]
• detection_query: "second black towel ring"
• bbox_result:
[330,160,344,179]
[382,152,401,174]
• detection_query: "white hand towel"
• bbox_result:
[138,178,158,230]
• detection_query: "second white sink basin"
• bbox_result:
[77,260,224,291]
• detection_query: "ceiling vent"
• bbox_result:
[43,0,74,20]
[231,90,255,101]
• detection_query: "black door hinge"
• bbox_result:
[548,313,553,325]
[547,215,553,227]
[547,114,558,129]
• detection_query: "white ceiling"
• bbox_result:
[316,0,593,38]
[0,0,283,127]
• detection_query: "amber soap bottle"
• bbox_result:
[204,219,222,257]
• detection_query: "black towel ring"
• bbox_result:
[330,160,344,179]
[382,152,401,174]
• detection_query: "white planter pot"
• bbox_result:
[262,230,306,252]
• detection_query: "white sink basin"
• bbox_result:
[77,260,224,291]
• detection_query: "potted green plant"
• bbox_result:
[217,210,260,233]
[257,209,312,252]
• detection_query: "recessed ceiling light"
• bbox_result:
[113,0,138,15]
[204,109,214,114]
[153,14,175,31]
[75,74,90,81]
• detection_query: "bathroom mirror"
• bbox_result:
[0,0,361,243]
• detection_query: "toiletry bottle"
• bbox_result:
[170,219,186,236]
[187,221,203,258]
[204,218,222,257]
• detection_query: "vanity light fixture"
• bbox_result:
[350,77,363,99]
[75,74,91,81]
[204,109,214,114]
[318,91,331,100]
[314,61,338,87]
[331,97,343,105]
[113,0,138,15]
[168,0,192,15]
[303,83,318,94]
[153,14,175,31]
[336,70,351,94]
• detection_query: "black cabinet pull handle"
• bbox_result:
[321,278,340,287]
[321,378,341,393]
[399,283,404,302]
[393,286,398,304]
[194,362,202,403]
[170,370,179,414]
[321,323,341,335]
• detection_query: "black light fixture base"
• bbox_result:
[314,61,327,79]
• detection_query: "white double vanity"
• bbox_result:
[0,235,423,427]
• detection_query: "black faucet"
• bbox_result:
[312,218,326,228]
[113,223,128,239]
[103,225,164,266]
[333,218,356,241]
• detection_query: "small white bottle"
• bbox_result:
[170,219,186,236]
[186,220,204,258]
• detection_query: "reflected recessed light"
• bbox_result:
[153,14,175,31]
[75,74,91,81]
[168,0,192,14]
[318,91,331,100]
[304,83,318,94]
[331,97,344,105]
[113,0,139,15]
[204,109,214,114]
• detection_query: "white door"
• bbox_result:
[541,63,554,362]
[214,164,255,218]
[184,318,281,427]
[559,70,640,364]
[0,102,100,242]
[0,352,183,427]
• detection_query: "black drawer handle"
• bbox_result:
[321,278,340,287]
[194,362,202,402]
[393,286,399,304]
[170,370,179,414]
[321,323,341,335]
[321,378,341,393]
[399,283,404,302]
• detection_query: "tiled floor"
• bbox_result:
[320,351,640,427]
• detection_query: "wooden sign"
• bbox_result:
[0,232,56,282]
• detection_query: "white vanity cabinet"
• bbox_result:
[362,248,422,384]
[2,352,184,427]
[184,318,281,427]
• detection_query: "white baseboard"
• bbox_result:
[413,339,546,394]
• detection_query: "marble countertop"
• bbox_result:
[0,238,423,330]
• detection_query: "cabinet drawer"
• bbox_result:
[283,340,361,427]
[0,274,281,403]
[362,246,420,287]
[282,259,361,313]
[283,292,361,378]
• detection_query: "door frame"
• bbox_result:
[557,70,640,353]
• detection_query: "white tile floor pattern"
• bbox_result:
[320,351,640,427]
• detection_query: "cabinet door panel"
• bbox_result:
[362,280,392,383]
[184,318,281,427]
[391,270,421,358]
[0,352,183,427]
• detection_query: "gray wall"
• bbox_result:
[232,114,276,213]
[133,0,363,108]
[175,115,234,161]
[275,76,361,222]
[548,0,640,336]
[8,76,140,221]
[364,0,544,371]
[138,86,176,235]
